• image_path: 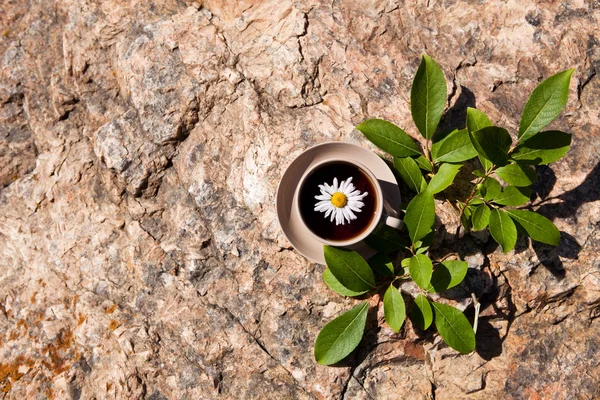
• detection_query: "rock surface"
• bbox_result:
[1,0,600,398]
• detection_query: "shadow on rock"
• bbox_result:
[463,270,516,361]
[438,86,476,134]
[474,318,503,361]
[529,232,581,279]
[528,162,600,277]
[536,162,600,218]
[531,165,557,201]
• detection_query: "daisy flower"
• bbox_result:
[314,177,368,225]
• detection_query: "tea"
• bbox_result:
[299,161,377,242]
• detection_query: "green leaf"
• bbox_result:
[369,253,395,277]
[410,55,447,140]
[428,260,468,292]
[519,69,575,142]
[470,126,512,166]
[428,163,461,194]
[363,224,407,252]
[431,129,457,159]
[461,203,474,230]
[411,294,433,330]
[409,254,433,290]
[400,258,411,275]
[472,204,491,231]
[404,189,436,244]
[432,302,476,354]
[479,177,502,201]
[494,186,532,206]
[479,156,494,173]
[324,246,376,292]
[323,269,368,297]
[496,163,537,187]
[384,285,406,333]
[415,155,433,172]
[512,130,572,165]
[356,119,421,158]
[489,209,517,252]
[466,107,492,133]
[394,157,427,193]
[466,108,495,173]
[435,129,478,163]
[314,302,369,365]
[505,210,560,246]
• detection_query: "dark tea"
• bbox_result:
[299,161,377,242]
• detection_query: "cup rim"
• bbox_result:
[295,158,383,247]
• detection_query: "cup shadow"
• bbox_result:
[379,179,403,220]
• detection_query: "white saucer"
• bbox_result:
[276,142,402,264]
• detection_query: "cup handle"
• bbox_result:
[384,215,404,230]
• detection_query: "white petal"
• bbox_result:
[347,204,364,213]
[345,207,357,220]
[345,183,356,194]
[332,178,339,191]
[340,178,350,193]
[317,185,329,196]
[347,200,365,207]
[348,192,368,201]
[330,210,336,222]
[316,201,335,213]
[342,208,352,223]
[315,194,330,201]
[324,207,333,218]
[348,189,361,197]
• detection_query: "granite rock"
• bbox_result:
[1,0,600,399]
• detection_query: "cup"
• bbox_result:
[295,157,403,247]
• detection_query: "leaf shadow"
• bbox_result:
[525,161,600,278]
[437,86,476,134]
[531,165,557,200]
[462,262,516,361]
[425,232,513,361]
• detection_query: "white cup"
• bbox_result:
[295,158,403,247]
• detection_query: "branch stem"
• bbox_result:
[471,293,481,334]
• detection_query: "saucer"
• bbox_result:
[276,142,402,264]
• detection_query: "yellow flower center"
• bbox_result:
[330,192,348,208]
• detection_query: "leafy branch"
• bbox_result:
[314,55,574,365]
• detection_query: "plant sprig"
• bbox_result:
[314,55,574,366]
